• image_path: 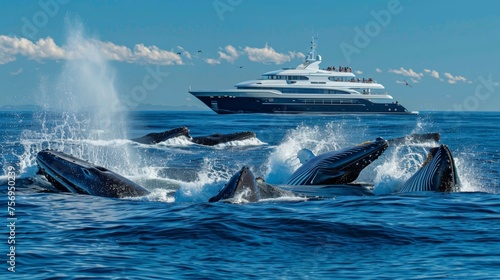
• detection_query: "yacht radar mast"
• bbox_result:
[297,36,321,70]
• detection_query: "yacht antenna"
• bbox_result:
[307,36,318,62]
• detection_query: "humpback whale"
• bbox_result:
[399,144,460,193]
[209,167,376,203]
[286,137,389,185]
[34,132,456,203]
[130,126,191,144]
[209,166,260,202]
[36,150,150,198]
[209,167,299,203]
[210,140,460,202]
[131,126,257,146]
[191,131,256,146]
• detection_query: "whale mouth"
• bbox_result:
[209,166,259,203]
[399,144,460,193]
[286,138,389,185]
[36,150,86,193]
[36,150,150,198]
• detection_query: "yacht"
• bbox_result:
[189,38,416,114]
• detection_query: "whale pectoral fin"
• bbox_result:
[297,148,315,164]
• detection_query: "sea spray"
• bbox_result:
[452,149,483,192]
[372,144,430,195]
[55,18,125,140]
[17,17,139,176]
[174,157,235,202]
[262,121,363,184]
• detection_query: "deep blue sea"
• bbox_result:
[1,110,499,279]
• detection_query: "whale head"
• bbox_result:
[191,131,256,146]
[286,137,389,185]
[36,150,150,198]
[209,166,260,202]
[399,145,460,193]
[131,126,191,144]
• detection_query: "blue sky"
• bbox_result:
[1,0,499,111]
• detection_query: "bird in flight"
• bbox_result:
[404,80,412,88]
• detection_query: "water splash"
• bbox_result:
[174,157,234,203]
[453,149,484,193]
[260,121,484,195]
[156,136,194,147]
[263,122,364,184]
[56,18,126,139]
[372,142,483,194]
[16,17,138,176]
[211,137,266,148]
[372,144,432,195]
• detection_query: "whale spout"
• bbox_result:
[399,144,460,193]
[209,166,260,202]
[286,137,389,185]
[36,150,150,198]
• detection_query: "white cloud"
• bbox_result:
[93,40,133,61]
[131,44,182,65]
[0,35,183,65]
[177,46,191,60]
[388,67,424,80]
[204,58,221,65]
[375,68,383,73]
[0,35,65,64]
[204,44,304,65]
[1,35,306,67]
[219,45,239,63]
[424,69,441,79]
[244,44,299,64]
[443,72,468,84]
[10,68,23,75]
[204,45,239,64]
[288,51,306,60]
[355,70,363,75]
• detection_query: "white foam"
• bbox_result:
[80,139,132,147]
[157,136,194,147]
[212,137,266,148]
[371,145,428,195]
[174,157,236,203]
[453,151,483,192]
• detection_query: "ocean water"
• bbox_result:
[1,110,499,279]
